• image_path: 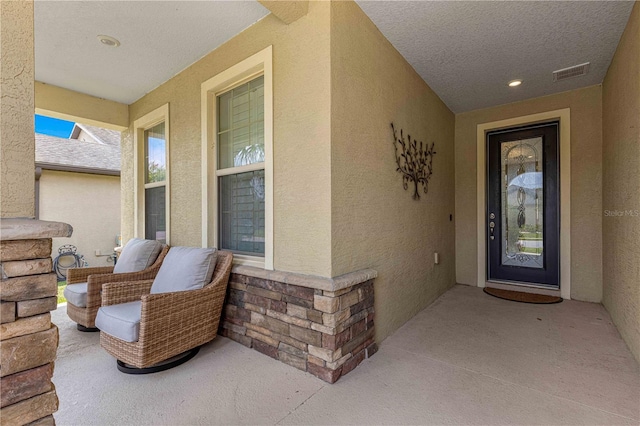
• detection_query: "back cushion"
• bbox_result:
[150,247,218,294]
[113,238,163,274]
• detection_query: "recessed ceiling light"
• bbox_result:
[508,80,522,87]
[97,35,120,47]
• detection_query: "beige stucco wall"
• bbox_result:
[121,0,456,342]
[330,1,456,341]
[0,0,35,218]
[39,170,121,268]
[35,82,128,131]
[122,1,333,277]
[602,2,640,362]
[455,85,603,302]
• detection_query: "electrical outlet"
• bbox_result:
[95,249,101,256]
[434,252,440,265]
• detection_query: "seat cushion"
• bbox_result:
[64,283,88,308]
[113,238,163,274]
[95,301,142,343]
[150,247,217,295]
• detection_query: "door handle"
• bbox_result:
[489,214,495,240]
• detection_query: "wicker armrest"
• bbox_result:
[86,271,157,306]
[138,288,214,341]
[138,278,228,341]
[102,280,153,306]
[67,266,114,284]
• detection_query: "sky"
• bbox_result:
[35,114,75,138]
[148,137,166,167]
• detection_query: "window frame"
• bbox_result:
[216,76,266,256]
[201,46,273,270]
[133,103,170,245]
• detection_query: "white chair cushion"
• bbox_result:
[113,238,163,274]
[63,283,88,308]
[95,301,142,343]
[150,247,217,295]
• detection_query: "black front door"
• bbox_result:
[487,122,560,287]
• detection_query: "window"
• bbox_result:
[217,76,265,255]
[144,122,167,243]
[201,46,273,269]
[134,104,170,244]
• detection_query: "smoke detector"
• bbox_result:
[553,62,590,82]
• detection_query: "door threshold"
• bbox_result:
[485,281,562,298]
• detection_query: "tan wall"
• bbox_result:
[35,82,128,131]
[121,128,135,247]
[0,1,35,218]
[39,170,121,268]
[122,2,333,276]
[330,1,456,341]
[602,2,640,362]
[455,85,603,302]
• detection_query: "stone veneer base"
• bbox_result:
[220,266,377,383]
[0,218,72,425]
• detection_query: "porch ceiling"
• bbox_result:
[35,1,634,112]
[35,1,269,104]
[357,1,635,113]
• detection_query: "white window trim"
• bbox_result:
[201,46,273,270]
[133,103,171,245]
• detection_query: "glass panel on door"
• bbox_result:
[501,137,544,269]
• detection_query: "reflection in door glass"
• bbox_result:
[501,137,543,268]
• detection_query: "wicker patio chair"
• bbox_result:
[96,249,233,374]
[65,241,169,331]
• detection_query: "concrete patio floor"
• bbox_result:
[52,285,639,425]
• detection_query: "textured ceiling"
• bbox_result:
[35,1,634,112]
[357,1,635,113]
[35,1,269,104]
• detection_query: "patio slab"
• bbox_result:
[53,305,325,425]
[51,285,639,425]
[387,286,640,420]
[281,344,636,425]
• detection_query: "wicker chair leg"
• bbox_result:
[116,346,201,374]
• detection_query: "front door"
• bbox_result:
[487,122,560,287]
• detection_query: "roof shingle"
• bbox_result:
[35,133,121,172]
[73,123,120,147]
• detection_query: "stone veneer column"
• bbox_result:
[220,266,377,383]
[0,0,36,218]
[1,219,72,426]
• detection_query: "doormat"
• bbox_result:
[483,287,562,304]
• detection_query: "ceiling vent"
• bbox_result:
[553,62,590,82]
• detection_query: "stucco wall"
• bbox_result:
[39,170,121,268]
[455,85,603,302]
[330,1,456,341]
[0,0,35,218]
[122,2,333,277]
[35,81,128,131]
[602,2,640,362]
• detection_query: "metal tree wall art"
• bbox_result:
[391,122,436,200]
